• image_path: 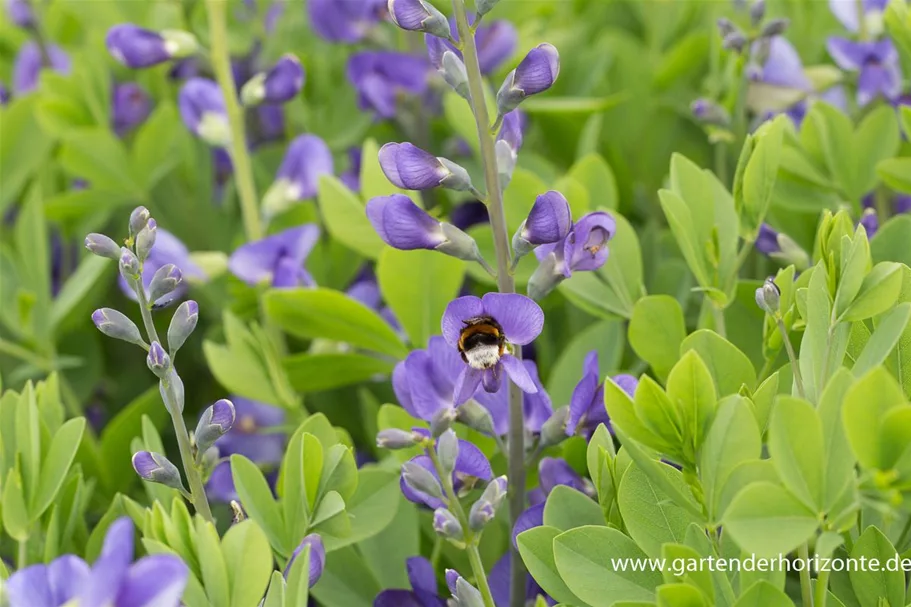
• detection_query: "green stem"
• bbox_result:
[132,280,214,523]
[798,543,814,607]
[451,3,526,606]
[776,316,806,399]
[814,567,830,607]
[205,0,264,242]
[711,303,727,339]
[17,539,27,569]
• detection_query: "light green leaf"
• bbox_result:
[230,454,286,555]
[58,128,143,196]
[732,581,793,607]
[317,174,384,259]
[31,417,85,520]
[517,526,588,606]
[2,468,30,541]
[222,520,275,607]
[840,262,903,323]
[722,482,817,558]
[767,396,825,511]
[849,526,904,607]
[680,330,756,396]
[852,302,911,377]
[283,353,394,392]
[629,295,686,381]
[543,485,606,531]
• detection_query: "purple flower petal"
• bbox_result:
[216,397,286,464]
[538,457,586,495]
[441,295,486,347]
[178,77,226,136]
[263,54,305,103]
[564,211,616,274]
[406,556,438,596]
[476,21,517,74]
[390,0,432,30]
[513,43,560,96]
[755,223,780,255]
[206,460,238,502]
[347,52,430,118]
[106,24,171,68]
[454,366,484,405]
[403,349,451,419]
[512,502,545,548]
[480,292,544,345]
[47,555,91,605]
[567,351,600,435]
[522,191,572,245]
[400,455,446,509]
[392,360,418,417]
[375,590,427,607]
[79,518,135,606]
[380,142,448,190]
[115,555,189,607]
[827,37,866,71]
[7,565,56,607]
[13,41,71,95]
[482,366,503,393]
[309,0,383,42]
[612,373,639,399]
[500,354,538,393]
[522,360,553,432]
[496,110,525,153]
[228,224,320,288]
[276,134,333,200]
[453,439,493,482]
[366,194,446,250]
[760,36,811,90]
[858,61,902,106]
[112,83,152,136]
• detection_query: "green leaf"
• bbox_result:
[317,174,384,259]
[286,543,312,607]
[303,433,324,511]
[852,302,911,377]
[262,572,286,607]
[680,330,756,396]
[629,295,686,381]
[843,367,906,470]
[567,153,618,211]
[877,157,911,193]
[656,583,709,607]
[553,525,663,606]
[840,262,904,323]
[2,468,30,541]
[665,351,717,459]
[15,384,40,504]
[15,189,52,348]
[546,319,625,406]
[98,387,169,494]
[740,116,786,235]
[0,96,54,213]
[852,105,900,198]
[231,454,286,555]
[543,484,606,531]
[323,467,401,551]
[659,189,710,287]
[871,215,911,267]
[443,90,481,155]
[31,417,85,520]
[264,288,408,358]
[849,526,904,607]
[43,188,137,222]
[722,482,817,558]
[58,128,143,196]
[311,546,380,607]
[732,581,793,607]
[520,94,627,114]
[376,248,465,348]
[50,256,112,330]
[283,353,394,392]
[618,462,700,558]
[768,396,825,511]
[222,520,275,607]
[131,102,181,190]
[517,526,588,605]
[358,499,420,589]
[816,369,857,513]
[195,518,230,607]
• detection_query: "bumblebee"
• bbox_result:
[458,316,506,370]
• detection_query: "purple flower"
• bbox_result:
[375,556,447,606]
[12,42,71,95]
[106,24,170,68]
[228,224,320,288]
[309,0,385,42]
[112,83,152,136]
[253,104,286,145]
[539,457,591,497]
[755,223,781,255]
[178,78,230,146]
[0,81,9,105]
[758,36,811,90]
[388,0,449,37]
[117,229,204,307]
[441,293,544,403]
[6,0,34,28]
[340,147,363,192]
[263,135,333,217]
[378,142,472,191]
[284,534,326,587]
[347,51,430,118]
[241,54,305,105]
[488,552,551,607]
[497,110,525,153]
[473,358,553,435]
[424,19,517,75]
[860,208,879,237]
[496,43,560,114]
[6,518,188,607]
[214,396,286,464]
[828,38,901,106]
[449,201,489,231]
[513,191,572,256]
[393,336,464,422]
[896,195,911,214]
[566,352,606,436]
[400,437,492,509]
[829,0,888,32]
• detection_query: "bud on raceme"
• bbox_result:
[440,51,470,100]
[85,233,122,260]
[106,24,197,69]
[512,191,572,260]
[436,429,459,475]
[194,399,235,458]
[241,54,305,106]
[496,43,560,115]
[284,534,326,588]
[376,428,423,450]
[147,341,171,378]
[135,218,157,262]
[387,0,451,38]
[92,308,147,347]
[691,98,730,127]
[433,507,464,542]
[402,461,444,499]
[168,300,199,354]
[759,17,789,38]
[475,0,499,17]
[148,264,183,304]
[750,0,766,26]
[132,451,186,491]
[379,142,473,192]
[454,576,486,607]
[430,406,457,438]
[455,401,496,436]
[129,206,151,237]
[468,476,507,531]
[119,247,140,282]
[538,405,570,449]
[755,277,781,315]
[495,110,523,192]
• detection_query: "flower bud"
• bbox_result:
[129,206,151,237]
[476,0,499,17]
[716,17,738,38]
[148,264,183,304]
[106,24,197,68]
[538,405,569,449]
[754,277,781,315]
[388,0,450,38]
[147,342,171,378]
[168,300,199,354]
[433,507,464,541]
[284,533,326,588]
[402,461,444,499]
[437,429,459,475]
[440,51,470,100]
[200,445,220,473]
[132,451,185,491]
[7,0,34,28]
[750,0,766,26]
[527,251,564,300]
[119,247,140,282]
[376,428,422,450]
[160,369,185,413]
[495,111,524,191]
[85,233,122,260]
[455,401,496,436]
[454,577,485,607]
[496,43,559,114]
[92,308,147,347]
[760,17,789,38]
[430,407,457,438]
[195,399,235,457]
[512,191,572,259]
[135,218,157,261]
[722,32,748,53]
[435,223,486,263]
[691,98,730,127]
[860,208,879,238]
[179,78,230,147]
[468,498,496,531]
[241,54,305,106]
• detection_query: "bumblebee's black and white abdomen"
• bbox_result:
[457,316,506,370]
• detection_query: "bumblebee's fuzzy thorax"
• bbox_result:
[458,316,507,370]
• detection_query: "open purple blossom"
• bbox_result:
[106,24,175,68]
[829,0,888,33]
[241,54,305,105]
[388,0,450,37]
[375,556,446,606]
[309,0,385,42]
[566,351,638,437]
[496,43,560,114]
[6,0,34,28]
[425,19,517,75]
[400,435,493,508]
[827,38,901,106]
[285,534,326,587]
[117,229,204,307]
[6,518,188,607]
[112,83,152,136]
[860,208,879,237]
[513,191,573,257]
[263,135,333,218]
[178,78,230,146]
[228,224,320,288]
[379,143,472,191]
[12,42,71,95]
[393,335,463,422]
[473,358,552,435]
[347,51,430,118]
[442,293,545,403]
[214,396,287,464]
[488,552,552,607]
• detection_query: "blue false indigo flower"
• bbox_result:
[262,135,333,219]
[401,437,492,508]
[216,397,287,464]
[6,0,34,28]
[178,78,231,147]
[388,0,450,38]
[539,456,594,498]
[755,223,810,270]
[377,428,423,449]
[488,552,551,607]
[119,247,140,282]
[5,517,189,607]
[285,534,326,587]
[512,190,572,259]
[168,300,199,354]
[132,451,185,491]
[760,17,789,38]
[13,41,71,95]
[566,351,638,438]
[528,211,616,300]
[691,98,730,127]
[375,557,446,606]
[119,229,203,308]
[496,43,560,115]
[452,575,486,607]
[147,342,171,378]
[240,54,305,106]
[896,195,911,215]
[147,264,183,306]
[827,37,901,106]
[860,207,879,238]
[0,81,9,105]
[468,475,507,531]
[425,19,517,81]
[92,308,146,348]
[135,218,157,261]
[106,24,197,68]
[830,0,887,34]
[129,205,151,236]
[433,507,464,542]
[85,233,122,260]
[195,399,236,457]
[340,147,363,193]
[347,51,430,119]
[308,0,385,43]
[366,195,487,265]
[228,224,320,288]
[402,460,445,500]
[112,82,152,136]
[755,277,781,315]
[495,109,525,190]
[442,293,544,403]
[392,335,464,423]
[436,429,459,475]
[379,142,473,192]
[471,357,552,435]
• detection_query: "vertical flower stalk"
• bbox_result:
[204,0,264,241]
[450,2,526,604]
